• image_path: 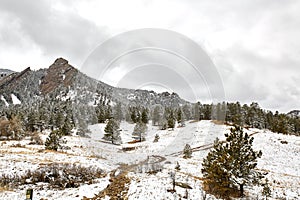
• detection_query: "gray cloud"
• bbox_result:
[0,0,299,113]
[0,0,108,67]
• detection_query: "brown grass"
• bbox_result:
[85,171,131,200]
[0,186,12,192]
[211,120,226,125]
[127,140,140,144]
[189,120,199,123]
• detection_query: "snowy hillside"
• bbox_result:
[0,120,299,199]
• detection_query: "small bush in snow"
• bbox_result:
[262,178,272,199]
[175,161,180,171]
[153,134,160,142]
[45,130,62,151]
[183,144,192,159]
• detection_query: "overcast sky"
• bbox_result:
[0,0,299,113]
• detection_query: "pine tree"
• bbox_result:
[45,130,62,151]
[183,144,192,159]
[262,178,271,199]
[130,107,140,123]
[61,117,73,136]
[202,126,264,198]
[160,118,168,130]
[193,102,201,120]
[27,110,38,132]
[105,104,113,120]
[167,110,175,129]
[182,104,192,120]
[55,110,65,129]
[141,108,149,124]
[152,105,163,126]
[153,134,160,142]
[97,105,106,123]
[177,108,186,126]
[113,102,123,121]
[225,126,264,196]
[104,118,121,144]
[202,138,232,197]
[133,121,147,142]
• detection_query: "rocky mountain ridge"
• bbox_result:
[0,58,187,108]
[287,110,300,118]
[0,69,15,78]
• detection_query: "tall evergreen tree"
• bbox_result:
[167,110,175,129]
[61,117,73,136]
[113,102,123,121]
[104,118,121,144]
[132,121,147,142]
[193,102,201,120]
[183,144,192,159]
[105,104,113,120]
[141,108,149,124]
[152,105,163,126]
[202,138,232,197]
[45,130,62,151]
[182,104,192,120]
[177,108,185,126]
[202,126,264,198]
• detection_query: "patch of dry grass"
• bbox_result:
[189,120,199,123]
[0,163,105,190]
[85,171,130,200]
[211,120,226,125]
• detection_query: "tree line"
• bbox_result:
[0,98,299,142]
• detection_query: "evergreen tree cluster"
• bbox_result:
[127,106,149,124]
[45,129,63,151]
[0,97,96,137]
[95,96,113,123]
[171,101,299,135]
[1,90,298,140]
[223,102,299,135]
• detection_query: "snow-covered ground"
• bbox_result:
[0,121,299,199]
[0,95,9,107]
[11,94,21,105]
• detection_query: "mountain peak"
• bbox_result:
[54,57,68,65]
[0,58,188,107]
[40,58,77,94]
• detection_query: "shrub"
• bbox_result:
[45,130,62,151]
[0,163,104,189]
[153,134,160,142]
[183,144,192,159]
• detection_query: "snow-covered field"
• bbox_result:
[0,120,299,199]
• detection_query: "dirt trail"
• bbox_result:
[84,155,166,200]
[167,131,260,157]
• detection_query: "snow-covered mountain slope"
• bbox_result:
[0,121,299,199]
[0,69,14,80]
[288,110,300,118]
[0,58,188,108]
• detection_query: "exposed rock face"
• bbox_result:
[0,67,41,104]
[0,67,31,90]
[40,58,78,95]
[0,57,188,108]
